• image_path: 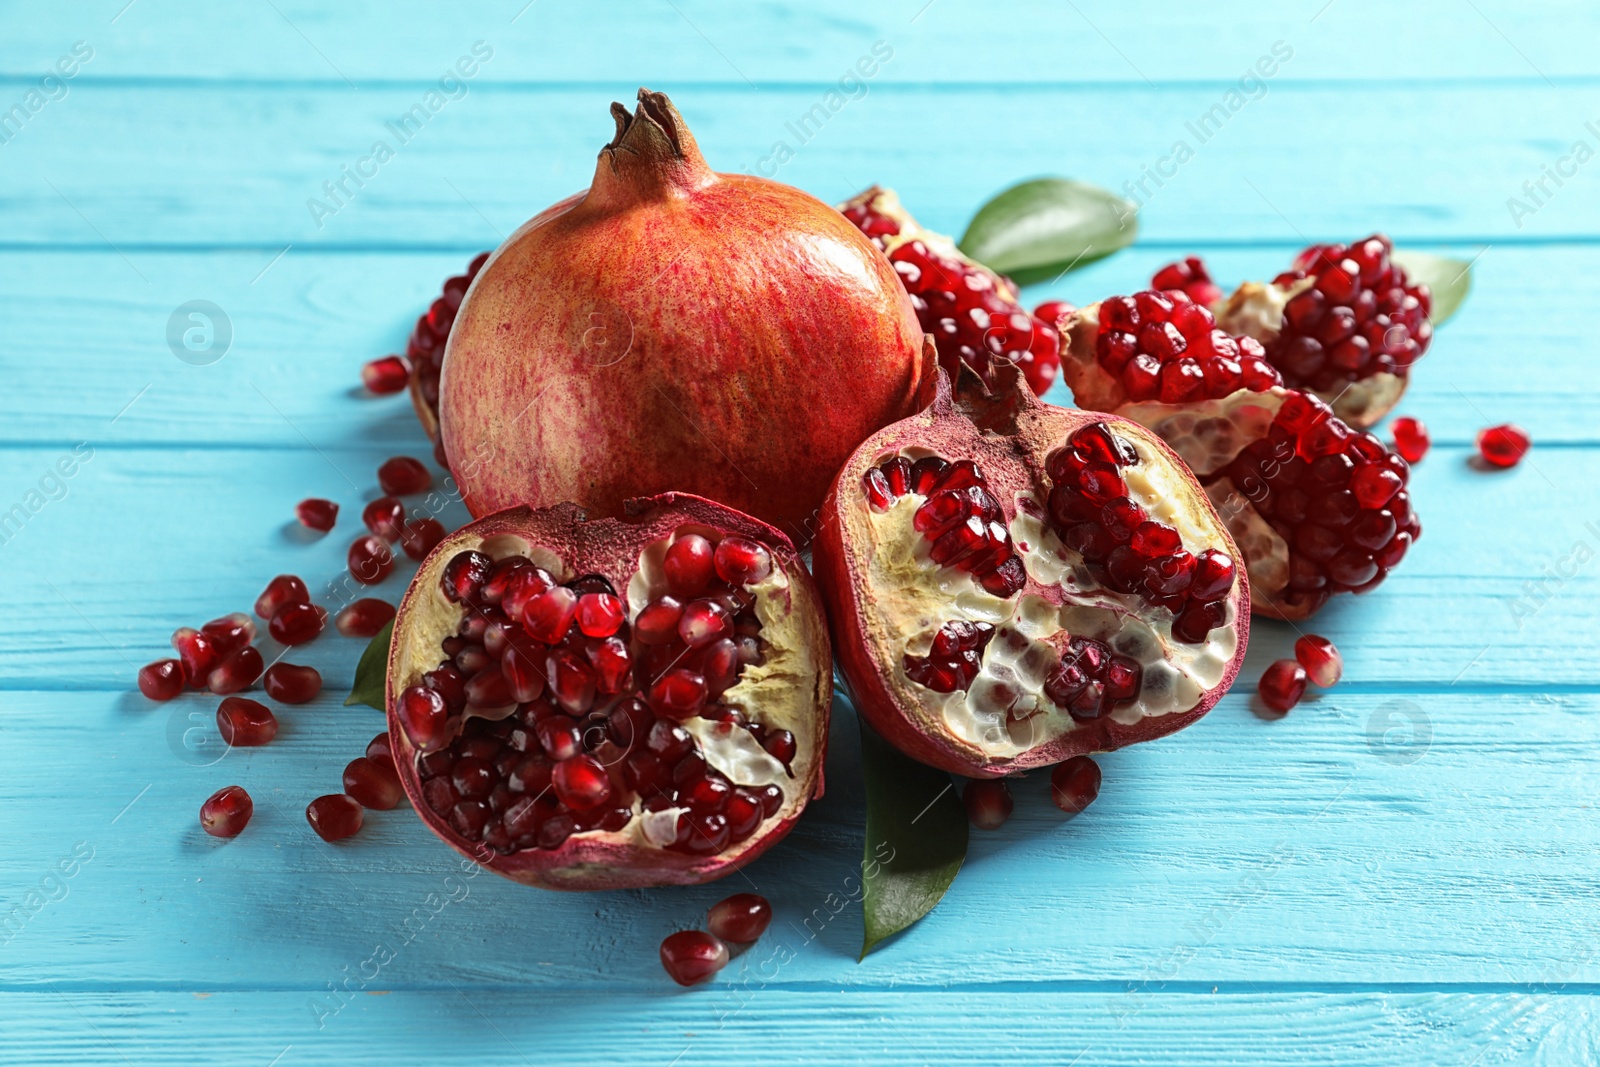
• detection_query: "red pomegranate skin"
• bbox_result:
[813,366,1250,777]
[440,90,928,543]
[386,492,832,891]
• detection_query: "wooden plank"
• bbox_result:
[2,689,1599,990]
[0,82,1597,248]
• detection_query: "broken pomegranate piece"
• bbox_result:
[815,365,1248,778]
[407,252,489,443]
[385,494,830,890]
[840,186,1061,397]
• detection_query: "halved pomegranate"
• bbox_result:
[840,186,1061,397]
[1059,292,1421,620]
[813,361,1249,778]
[386,493,830,890]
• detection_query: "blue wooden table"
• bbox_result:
[3,2,1599,1063]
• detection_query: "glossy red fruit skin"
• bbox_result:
[307,794,364,841]
[1258,659,1308,713]
[813,364,1249,778]
[200,786,253,838]
[386,493,832,892]
[269,602,326,646]
[263,663,322,704]
[362,355,410,395]
[439,90,928,539]
[348,535,395,585]
[707,893,772,943]
[343,756,404,810]
[138,659,185,701]
[1050,756,1101,814]
[1390,416,1430,463]
[295,498,339,532]
[659,930,729,986]
[255,575,309,620]
[1477,424,1530,468]
[1294,635,1343,688]
[216,697,278,746]
[377,456,431,496]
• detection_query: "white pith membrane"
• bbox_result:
[392,527,821,855]
[855,441,1239,760]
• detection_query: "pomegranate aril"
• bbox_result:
[762,729,796,767]
[216,696,278,746]
[397,685,451,752]
[634,596,684,644]
[254,575,310,620]
[362,497,407,542]
[295,497,338,532]
[307,794,364,841]
[201,613,256,656]
[713,537,772,586]
[650,669,708,719]
[366,732,392,762]
[663,534,716,596]
[200,785,253,838]
[336,598,395,638]
[1294,635,1343,688]
[546,650,597,713]
[1390,416,1430,463]
[361,354,410,395]
[263,663,321,704]
[963,778,1013,830]
[521,586,578,644]
[172,627,222,687]
[678,599,731,648]
[400,517,448,560]
[707,893,772,943]
[348,535,395,585]
[138,659,185,701]
[207,646,264,695]
[1476,424,1530,468]
[660,930,728,986]
[1258,659,1308,712]
[1050,756,1101,814]
[1151,256,1222,306]
[344,756,403,810]
[552,754,612,810]
[574,592,624,638]
[269,601,326,645]
[377,456,431,496]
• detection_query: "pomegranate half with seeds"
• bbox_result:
[1059,291,1422,620]
[813,364,1249,778]
[840,186,1062,398]
[386,493,830,890]
[439,90,926,541]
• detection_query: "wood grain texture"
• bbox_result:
[2,1,1597,1064]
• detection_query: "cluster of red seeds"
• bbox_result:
[1217,391,1419,615]
[903,620,996,693]
[1046,423,1236,643]
[408,252,490,458]
[840,198,1061,395]
[1150,256,1222,307]
[396,535,792,855]
[862,455,1026,597]
[1096,289,1282,405]
[1043,635,1143,722]
[1268,235,1432,392]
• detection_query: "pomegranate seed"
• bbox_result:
[634,596,684,644]
[200,785,252,838]
[172,627,222,686]
[254,575,309,620]
[963,778,1013,830]
[207,646,264,695]
[441,550,493,605]
[1150,256,1222,306]
[216,696,278,746]
[1051,756,1101,814]
[269,601,326,645]
[361,355,410,395]
[1294,635,1343,688]
[201,613,256,656]
[336,598,395,638]
[663,534,716,596]
[522,587,578,643]
[707,893,772,943]
[659,930,729,986]
[552,754,612,810]
[1476,423,1530,468]
[306,794,364,841]
[575,592,625,637]
[650,669,707,719]
[263,663,322,704]
[377,456,431,495]
[348,535,396,585]
[294,498,338,532]
[762,729,796,766]
[400,517,447,560]
[1033,299,1078,327]
[344,756,404,810]
[138,659,185,701]
[1258,659,1308,713]
[362,497,407,542]
[366,732,392,762]
[713,537,772,586]
[1390,416,1430,463]
[397,685,451,752]
[678,599,731,648]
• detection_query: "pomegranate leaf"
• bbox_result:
[957,177,1138,286]
[1391,248,1472,326]
[344,619,393,711]
[858,717,967,959]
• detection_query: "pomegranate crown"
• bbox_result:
[593,88,713,203]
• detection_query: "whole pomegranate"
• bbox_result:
[440,90,927,541]
[813,363,1249,778]
[1058,290,1421,620]
[386,492,831,890]
[840,186,1062,397]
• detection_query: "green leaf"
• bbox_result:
[957,177,1138,287]
[858,716,967,959]
[344,620,394,711]
[1392,248,1473,326]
